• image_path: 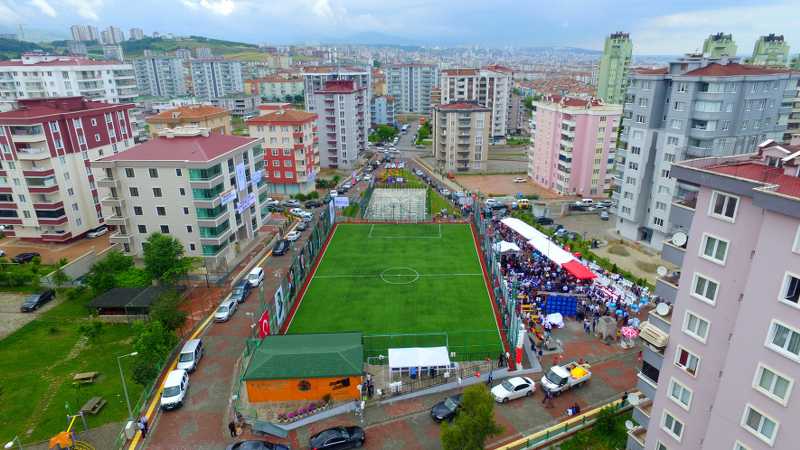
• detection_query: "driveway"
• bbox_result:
[0,292,62,340]
[1,233,113,265]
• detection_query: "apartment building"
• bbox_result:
[190,58,244,100]
[100,26,125,45]
[146,105,231,137]
[432,101,490,172]
[244,75,304,101]
[128,28,144,40]
[311,80,367,170]
[0,54,137,106]
[627,138,800,450]
[302,66,371,149]
[614,56,798,250]
[133,57,188,98]
[370,95,396,127]
[440,65,512,140]
[528,95,621,196]
[70,25,98,42]
[93,127,268,271]
[209,94,261,117]
[703,32,737,58]
[747,34,791,67]
[102,45,123,62]
[386,64,438,114]
[0,97,134,242]
[596,32,633,105]
[246,109,319,195]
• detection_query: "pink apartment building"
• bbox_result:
[528,95,621,196]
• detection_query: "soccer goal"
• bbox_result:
[364,188,428,222]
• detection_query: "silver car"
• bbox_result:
[214,298,237,322]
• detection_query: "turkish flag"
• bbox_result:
[515,347,523,366]
[258,310,270,338]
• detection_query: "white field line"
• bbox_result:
[284,225,338,333]
[471,228,504,347]
[313,273,484,279]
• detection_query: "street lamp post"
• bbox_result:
[4,436,22,450]
[117,352,139,422]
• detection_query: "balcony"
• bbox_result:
[100,196,124,208]
[188,172,224,188]
[199,228,233,246]
[686,145,712,159]
[648,306,672,334]
[16,147,50,160]
[105,214,128,226]
[10,126,46,143]
[97,177,120,188]
[641,344,664,370]
[636,371,658,401]
[655,272,679,305]
[27,178,58,194]
[41,231,72,242]
[293,131,303,140]
[632,399,653,430]
[626,426,647,450]
[0,202,15,210]
[109,231,133,244]
[22,168,55,177]
[38,214,68,225]
[670,198,695,230]
[661,240,686,267]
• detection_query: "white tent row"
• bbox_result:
[501,217,572,264]
[493,240,521,254]
[388,346,451,370]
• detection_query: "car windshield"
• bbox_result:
[546,370,566,385]
[501,380,514,391]
[217,306,229,313]
[23,295,38,305]
[162,386,181,397]
[443,398,458,410]
[232,287,244,296]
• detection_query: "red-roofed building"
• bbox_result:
[0,97,134,242]
[246,109,319,194]
[432,102,490,172]
[91,126,268,267]
[440,65,513,139]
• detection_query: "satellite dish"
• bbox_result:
[656,303,670,316]
[672,232,688,247]
[656,266,668,277]
[627,393,641,406]
[625,420,636,431]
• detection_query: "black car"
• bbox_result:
[272,239,290,256]
[305,200,322,209]
[225,441,290,450]
[535,216,554,225]
[230,280,252,304]
[309,426,365,450]
[268,205,285,212]
[430,394,463,422]
[20,289,55,312]
[12,252,40,264]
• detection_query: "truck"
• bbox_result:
[540,361,591,395]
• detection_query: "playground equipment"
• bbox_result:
[49,414,95,450]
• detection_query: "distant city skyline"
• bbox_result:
[1,0,799,55]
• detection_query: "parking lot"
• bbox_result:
[0,232,114,265]
[0,292,63,340]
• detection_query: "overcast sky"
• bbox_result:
[2,0,799,55]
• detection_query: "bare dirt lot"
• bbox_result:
[0,233,113,265]
[0,292,63,340]
[454,174,568,199]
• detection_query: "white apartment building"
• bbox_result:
[432,101,490,172]
[311,80,367,170]
[133,57,188,98]
[386,64,438,114]
[93,127,269,272]
[440,65,513,140]
[0,54,138,107]
[190,59,244,100]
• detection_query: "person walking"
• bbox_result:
[228,421,238,438]
[139,415,148,438]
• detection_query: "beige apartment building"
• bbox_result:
[93,127,268,272]
[432,101,490,172]
[146,105,232,137]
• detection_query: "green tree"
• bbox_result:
[131,320,177,385]
[293,94,304,104]
[369,124,398,144]
[143,233,197,285]
[86,250,135,294]
[114,267,152,288]
[149,289,187,331]
[415,121,432,144]
[284,94,294,103]
[440,384,503,450]
[51,257,71,288]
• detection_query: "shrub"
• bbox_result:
[77,320,104,341]
[607,244,630,257]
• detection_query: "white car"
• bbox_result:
[160,369,188,411]
[289,207,306,217]
[247,267,264,287]
[86,225,108,238]
[330,190,339,197]
[513,177,526,183]
[285,230,301,242]
[490,376,535,403]
[266,198,280,206]
[214,297,237,322]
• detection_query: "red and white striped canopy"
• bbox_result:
[501,218,596,280]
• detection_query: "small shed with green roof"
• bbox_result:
[244,332,363,402]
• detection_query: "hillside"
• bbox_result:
[0,38,47,60]
[120,36,258,57]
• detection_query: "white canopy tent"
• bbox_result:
[493,241,521,254]
[388,347,452,374]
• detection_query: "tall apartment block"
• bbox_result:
[311,80,367,170]
[432,101,490,172]
[133,57,188,97]
[246,109,319,195]
[627,139,800,450]
[386,64,438,115]
[371,95,396,127]
[703,32,737,58]
[0,54,137,106]
[100,26,125,45]
[528,95,621,196]
[0,97,134,242]
[596,32,633,104]
[190,59,244,100]
[93,127,268,271]
[440,65,513,140]
[102,45,123,62]
[747,34,791,67]
[70,25,97,42]
[128,28,144,40]
[613,56,798,250]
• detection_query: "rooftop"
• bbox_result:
[97,129,257,163]
[257,103,293,111]
[302,65,366,74]
[243,332,363,380]
[0,55,126,67]
[484,64,514,74]
[704,161,800,199]
[540,94,606,108]
[0,97,128,121]
[246,109,316,125]
[632,67,669,75]
[436,101,490,111]
[147,105,229,123]
[247,75,302,83]
[683,62,791,77]
[316,80,360,94]
[441,68,478,76]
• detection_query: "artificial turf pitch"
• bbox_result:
[286,223,503,361]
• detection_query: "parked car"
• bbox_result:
[20,289,55,312]
[309,426,365,450]
[535,216,554,225]
[266,198,280,206]
[296,222,308,231]
[229,280,252,304]
[305,200,322,209]
[214,297,238,322]
[285,231,301,242]
[160,369,189,410]
[513,177,526,183]
[176,339,204,372]
[247,267,264,287]
[430,394,463,422]
[225,441,290,450]
[283,199,300,207]
[86,225,108,238]
[540,362,592,395]
[289,208,306,217]
[342,182,352,190]
[0,249,5,257]
[12,252,40,264]
[490,376,535,403]
[330,190,339,197]
[272,239,290,256]
[600,211,610,221]
[267,205,285,213]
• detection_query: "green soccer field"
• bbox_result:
[286,223,504,361]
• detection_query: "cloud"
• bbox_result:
[29,0,57,17]
[63,0,105,21]
[182,0,238,16]
[0,1,22,25]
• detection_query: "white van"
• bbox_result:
[247,267,264,287]
[160,369,189,410]
[176,339,203,373]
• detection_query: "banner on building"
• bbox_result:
[235,162,247,191]
[220,189,237,205]
[251,169,263,186]
[236,192,257,214]
[334,196,350,208]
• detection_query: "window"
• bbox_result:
[156,206,166,216]
[677,82,688,93]
[125,168,134,178]
[683,311,710,343]
[668,378,693,410]
[661,410,684,442]
[766,320,800,360]
[630,146,641,155]
[653,217,664,227]
[670,120,682,130]
[635,114,645,124]
[675,346,700,376]
[186,225,193,233]
[67,188,74,196]
[626,177,636,185]
[753,364,793,405]
[692,273,719,305]
[152,188,162,198]
[175,168,182,177]
[673,101,686,111]
[664,153,675,162]
[129,187,139,197]
[661,169,670,178]
[160,225,169,233]
[179,188,185,196]
[700,234,729,265]
[133,206,142,215]
[148,168,158,178]
[137,225,147,233]
[189,243,196,251]
[655,201,667,211]
[94,133,100,142]
[656,442,669,450]
[741,405,778,445]
[779,272,800,307]
[709,191,739,222]
[734,441,751,450]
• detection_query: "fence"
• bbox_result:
[41,243,121,287]
[363,330,505,363]
[377,360,493,398]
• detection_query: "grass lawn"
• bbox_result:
[288,224,502,361]
[0,289,142,444]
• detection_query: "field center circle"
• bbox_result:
[380,267,420,285]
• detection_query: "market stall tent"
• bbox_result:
[493,241,521,254]
[388,346,451,374]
